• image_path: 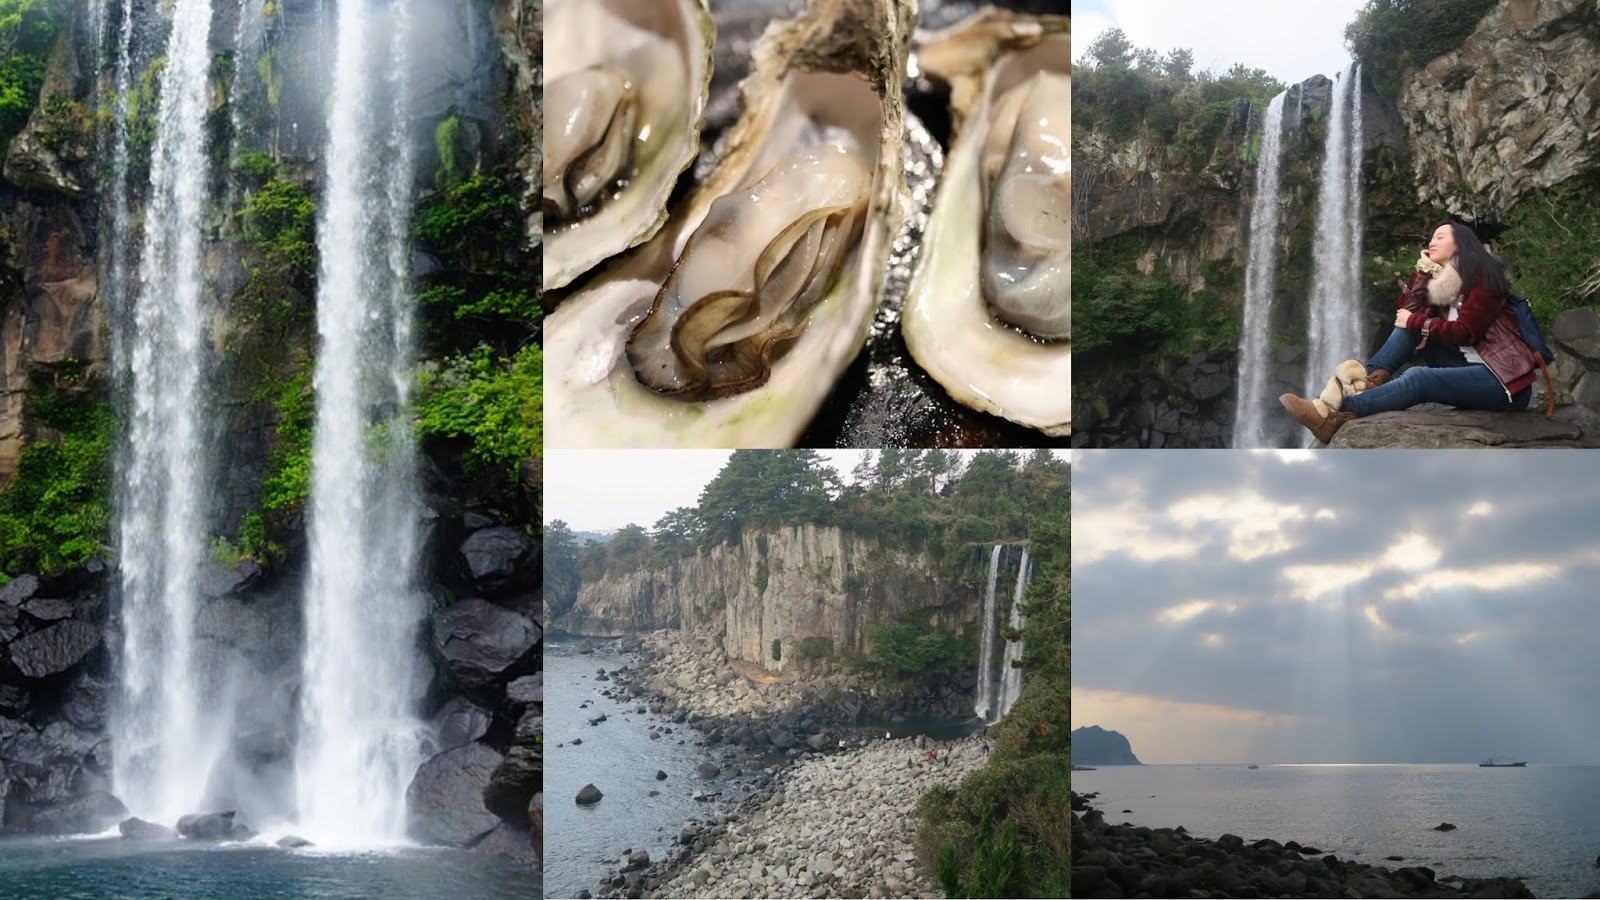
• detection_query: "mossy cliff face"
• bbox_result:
[555,524,989,676]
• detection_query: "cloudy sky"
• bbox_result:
[1073,450,1600,766]
[544,450,1071,533]
[1073,0,1369,85]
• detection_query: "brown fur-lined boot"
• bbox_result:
[1280,377,1358,444]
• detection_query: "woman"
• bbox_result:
[1280,220,1537,443]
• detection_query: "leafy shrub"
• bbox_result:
[1496,177,1600,324]
[1345,0,1500,99]
[0,0,66,148]
[415,343,542,471]
[0,390,113,578]
[796,635,834,659]
[770,639,781,662]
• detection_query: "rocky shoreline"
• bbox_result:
[566,633,985,898]
[1072,792,1536,899]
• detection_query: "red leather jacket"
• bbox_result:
[1396,269,1537,397]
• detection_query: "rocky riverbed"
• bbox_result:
[1072,792,1536,899]
[645,736,987,899]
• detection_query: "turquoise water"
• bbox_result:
[1077,764,1600,898]
[0,836,538,899]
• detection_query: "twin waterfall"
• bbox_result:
[295,0,425,844]
[105,0,424,843]
[973,544,1032,724]
[1233,63,1366,448]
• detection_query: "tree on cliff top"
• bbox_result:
[694,450,841,551]
[1345,0,1499,100]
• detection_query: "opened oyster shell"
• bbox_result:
[542,0,714,291]
[544,0,915,447]
[902,9,1070,437]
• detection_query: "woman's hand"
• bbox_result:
[1395,309,1413,329]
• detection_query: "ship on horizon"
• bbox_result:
[1479,756,1527,767]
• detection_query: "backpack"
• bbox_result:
[1504,295,1555,417]
[1507,295,1555,364]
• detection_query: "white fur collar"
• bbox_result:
[1427,261,1463,306]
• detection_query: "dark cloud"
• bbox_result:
[1074,450,1600,764]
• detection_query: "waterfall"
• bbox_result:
[1231,92,1287,449]
[294,0,426,844]
[1305,63,1366,406]
[110,0,228,823]
[972,545,1004,720]
[996,548,1030,720]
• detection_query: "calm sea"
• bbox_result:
[0,838,536,899]
[1076,764,1600,899]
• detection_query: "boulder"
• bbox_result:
[8,620,102,678]
[0,574,40,607]
[483,711,540,824]
[61,675,109,731]
[767,727,796,750]
[505,674,541,711]
[176,810,250,841]
[198,558,262,598]
[30,791,128,834]
[529,792,542,859]
[119,816,174,840]
[1433,821,1457,831]
[459,526,537,595]
[474,822,538,866]
[276,835,313,849]
[430,598,539,693]
[655,770,668,781]
[575,783,603,805]
[22,597,74,622]
[695,762,720,779]
[406,742,504,847]
[625,849,650,870]
[433,696,493,751]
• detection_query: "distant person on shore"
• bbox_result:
[981,742,989,756]
[1279,220,1542,443]
[838,738,846,751]
[926,750,936,764]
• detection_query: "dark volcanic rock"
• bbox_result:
[433,696,493,751]
[276,834,313,848]
[1433,821,1457,831]
[0,574,41,607]
[505,674,541,711]
[1328,406,1600,448]
[695,762,720,779]
[483,711,540,824]
[176,810,249,841]
[576,783,603,805]
[430,598,539,692]
[7,620,101,677]
[459,526,537,595]
[30,791,128,834]
[119,816,175,840]
[474,821,538,866]
[406,742,505,847]
[61,675,109,731]
[198,558,262,598]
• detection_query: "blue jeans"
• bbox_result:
[1342,327,1531,416]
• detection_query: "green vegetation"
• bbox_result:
[1497,176,1600,324]
[0,0,66,149]
[754,560,769,597]
[770,638,781,662]
[433,114,460,187]
[0,380,114,580]
[258,369,313,518]
[35,92,89,156]
[415,343,541,472]
[850,615,974,679]
[1073,237,1239,357]
[796,635,834,660]
[916,483,1071,897]
[1345,0,1500,99]
[1073,28,1282,159]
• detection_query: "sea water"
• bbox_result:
[1076,763,1600,898]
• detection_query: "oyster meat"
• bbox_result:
[543,0,915,447]
[902,9,1070,436]
[543,0,714,290]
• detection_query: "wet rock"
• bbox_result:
[430,598,539,693]
[119,816,174,840]
[60,675,109,731]
[198,558,262,598]
[695,762,720,779]
[459,526,537,595]
[7,620,101,678]
[505,674,541,710]
[576,783,603,805]
[483,711,540,824]
[0,574,41,607]
[474,822,538,866]
[1434,821,1457,831]
[655,770,667,780]
[276,835,313,848]
[405,742,505,847]
[30,791,127,834]
[433,696,493,751]
[176,810,250,841]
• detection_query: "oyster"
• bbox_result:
[902,9,1070,437]
[543,0,915,447]
[543,0,714,291]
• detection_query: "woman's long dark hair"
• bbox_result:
[1434,220,1510,296]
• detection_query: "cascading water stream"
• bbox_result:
[110,0,229,824]
[1306,63,1366,408]
[972,544,1004,720]
[1231,92,1287,449]
[996,548,1030,721]
[294,0,427,845]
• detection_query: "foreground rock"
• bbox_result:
[176,810,253,841]
[431,598,540,694]
[29,791,127,834]
[647,736,988,899]
[405,741,505,847]
[1329,405,1600,448]
[1072,793,1534,899]
[119,816,174,840]
[576,783,603,805]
